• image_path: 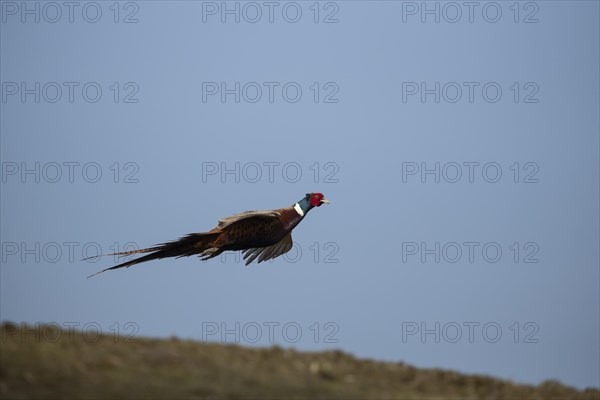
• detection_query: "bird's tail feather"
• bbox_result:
[81,246,161,262]
[86,232,220,278]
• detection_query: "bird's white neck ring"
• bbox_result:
[293,203,305,217]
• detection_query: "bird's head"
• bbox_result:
[295,193,330,216]
[307,192,330,207]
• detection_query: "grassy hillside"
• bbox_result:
[1,322,598,400]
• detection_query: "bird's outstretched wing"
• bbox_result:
[217,210,281,229]
[242,233,293,266]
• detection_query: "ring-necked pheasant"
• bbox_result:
[87,193,330,278]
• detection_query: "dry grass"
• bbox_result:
[1,323,598,400]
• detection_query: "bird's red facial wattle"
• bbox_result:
[309,193,330,207]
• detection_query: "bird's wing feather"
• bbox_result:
[243,247,263,265]
[242,233,293,266]
[217,210,281,229]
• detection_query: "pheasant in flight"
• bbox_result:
[87,193,330,278]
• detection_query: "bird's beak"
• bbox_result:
[321,198,330,205]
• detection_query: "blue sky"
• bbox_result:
[1,0,599,390]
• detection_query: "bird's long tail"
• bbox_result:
[86,232,221,278]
